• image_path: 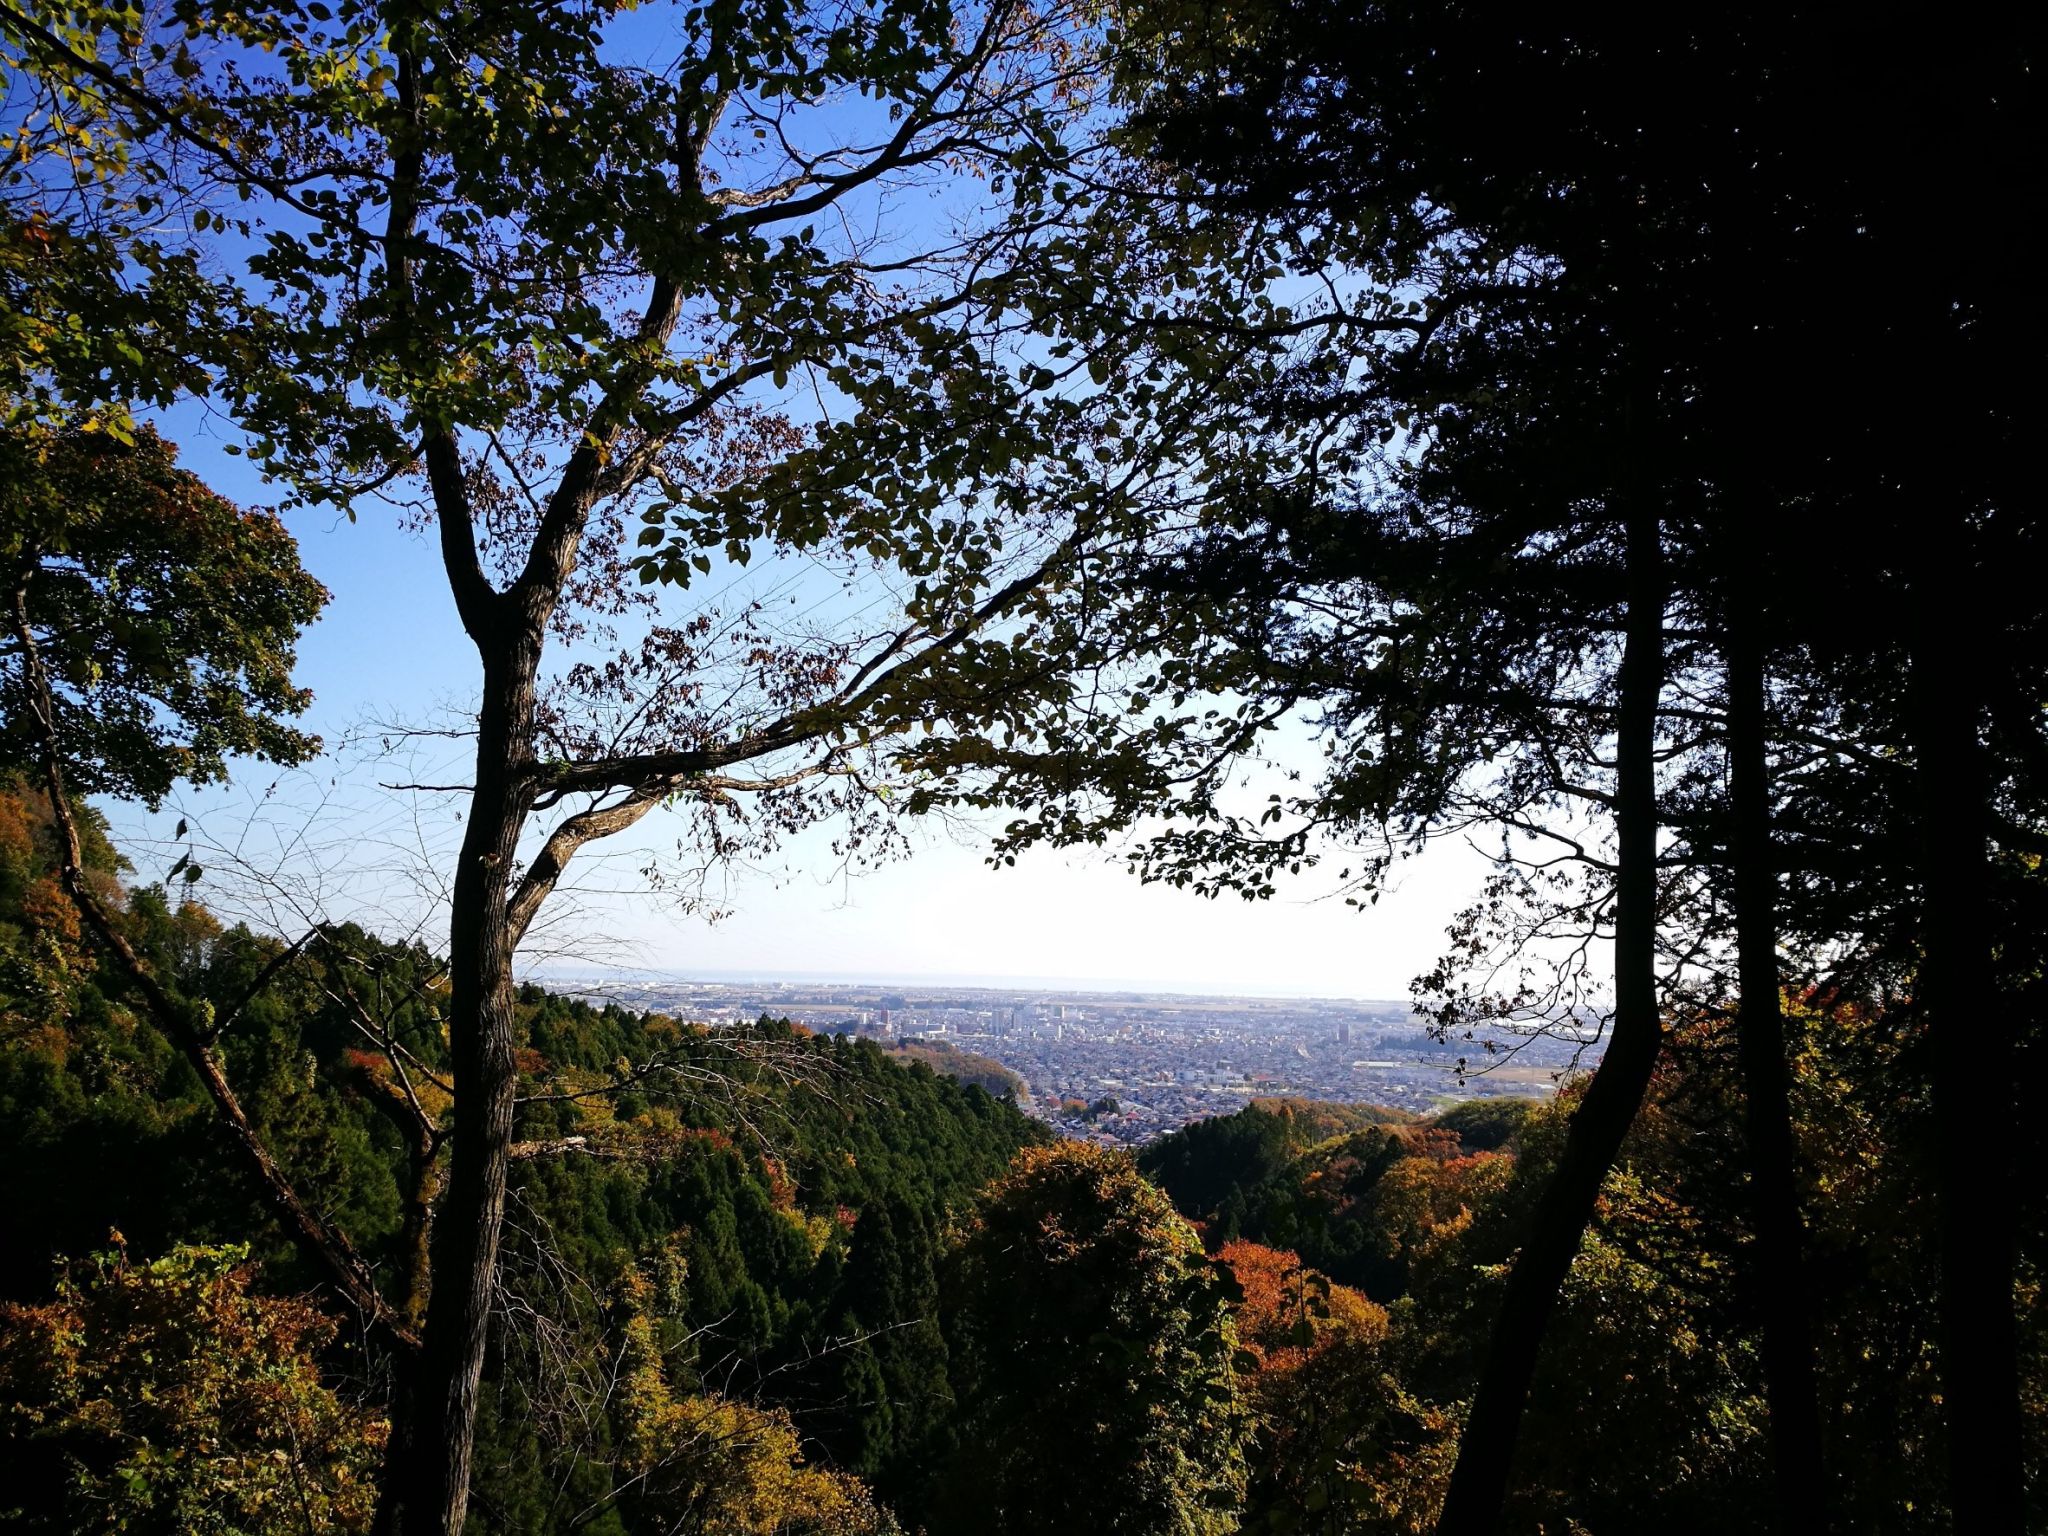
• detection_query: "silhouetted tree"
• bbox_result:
[1027,7,2042,1531]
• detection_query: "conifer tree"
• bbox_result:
[935,1143,1250,1536]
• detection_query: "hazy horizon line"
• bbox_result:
[523,962,1416,1006]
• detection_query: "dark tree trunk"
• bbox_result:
[1724,578,1830,1531]
[1908,561,2024,1536]
[378,628,541,1536]
[1434,510,1665,1536]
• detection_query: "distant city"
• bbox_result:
[546,975,1601,1144]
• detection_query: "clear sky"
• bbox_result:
[99,399,1494,1001]
[79,14,1504,1003]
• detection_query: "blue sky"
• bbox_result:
[82,5,1502,1001]
[97,415,1495,1001]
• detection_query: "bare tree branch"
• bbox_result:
[8,568,418,1352]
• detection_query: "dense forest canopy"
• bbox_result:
[1,1,2042,1533]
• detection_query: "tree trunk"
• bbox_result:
[1907,560,2023,1536]
[378,634,540,1535]
[1434,509,1664,1536]
[1724,579,1830,1532]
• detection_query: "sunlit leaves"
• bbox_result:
[0,424,327,805]
[0,1242,386,1535]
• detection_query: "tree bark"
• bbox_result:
[1434,509,1664,1536]
[1724,577,1830,1531]
[377,623,540,1534]
[1907,555,2024,1536]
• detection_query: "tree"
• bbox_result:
[822,1195,951,1493]
[0,1241,386,1534]
[0,421,414,1346]
[608,1267,899,1536]
[1428,1101,1531,1155]
[1215,1239,1404,1536]
[975,7,1687,1524]
[935,1142,1250,1536]
[0,2,1246,1525]
[0,792,1055,1532]
[1,1,233,442]
[988,8,2040,1531]
[1216,1238,1384,1371]
[1,424,327,804]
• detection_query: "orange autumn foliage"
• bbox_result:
[1368,1150,1513,1277]
[1217,1239,1387,1372]
[759,1155,798,1212]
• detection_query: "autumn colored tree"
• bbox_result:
[1242,1335,1456,1536]
[0,777,130,1083]
[1153,1015,2026,1536]
[1144,1107,1512,1304]
[1355,1151,1511,1302]
[0,1241,386,1534]
[605,1267,898,1536]
[1217,1239,1384,1373]
[1217,1239,1415,1536]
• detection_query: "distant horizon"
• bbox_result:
[524,962,1418,1007]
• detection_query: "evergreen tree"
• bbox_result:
[933,1143,1250,1536]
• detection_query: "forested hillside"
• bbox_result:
[1147,1046,2048,1535]
[8,774,2046,1534]
[0,781,1061,1532]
